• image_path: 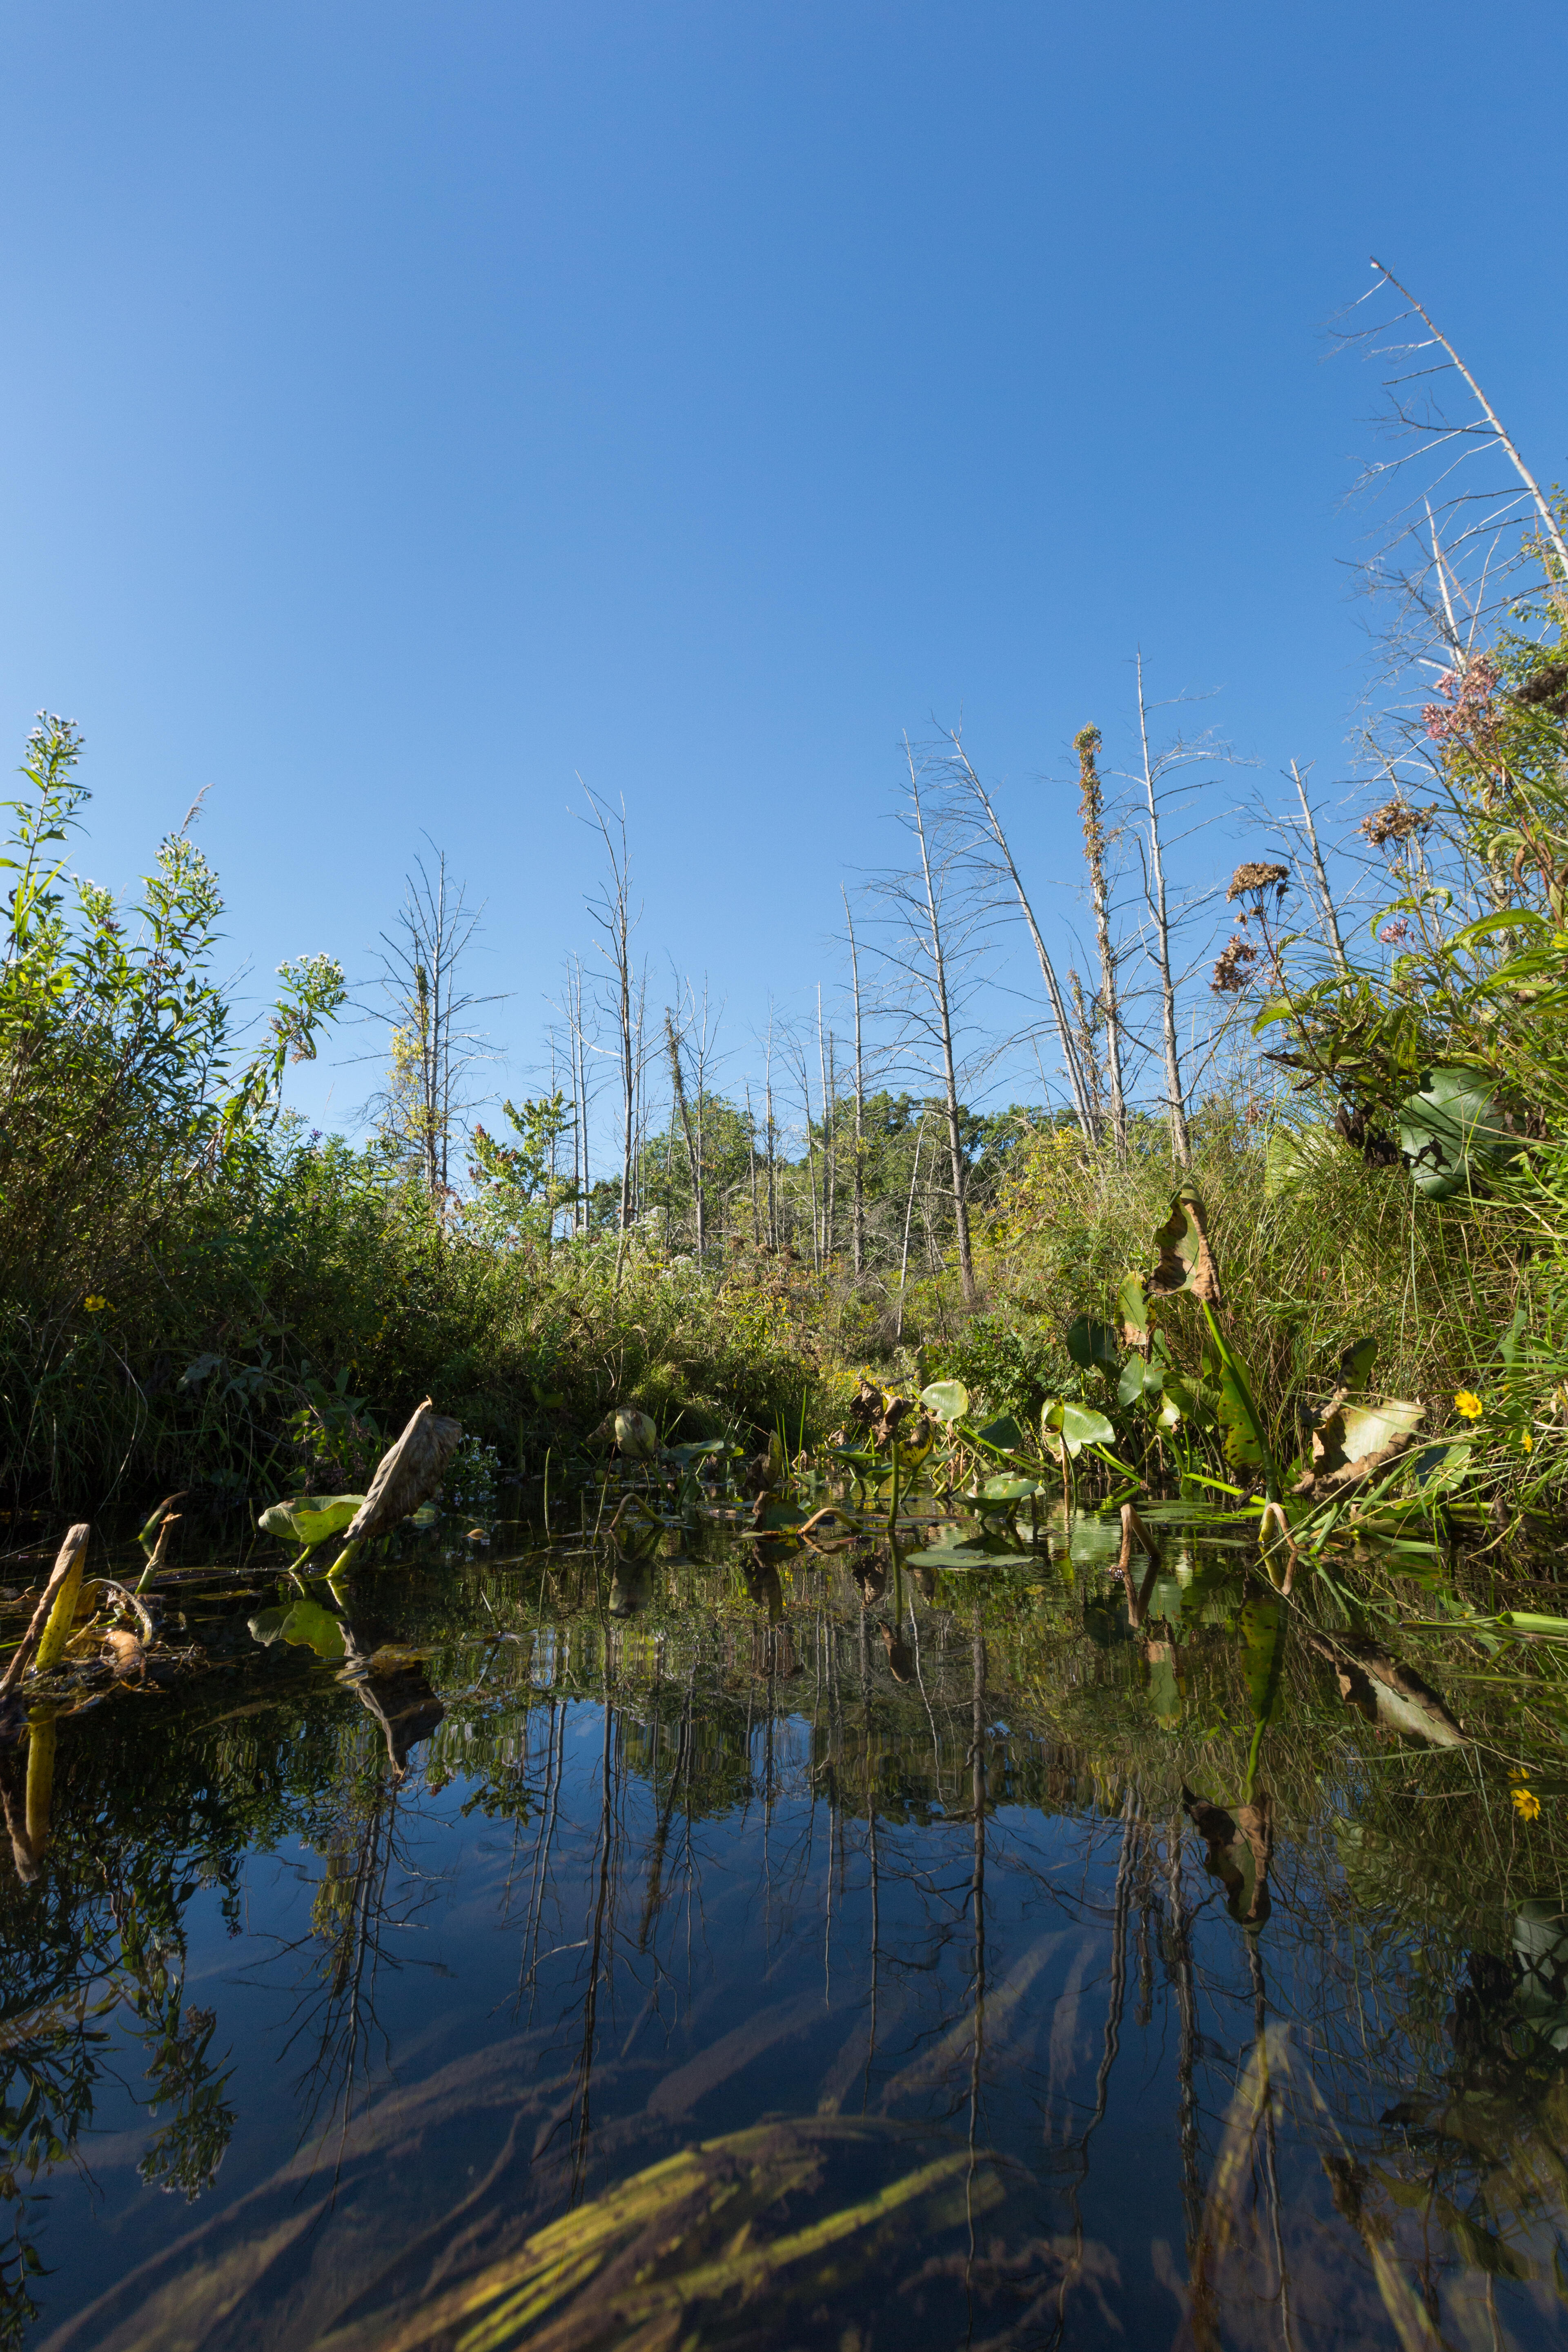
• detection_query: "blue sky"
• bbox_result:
[1,2,1564,1143]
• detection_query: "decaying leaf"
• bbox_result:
[344,1401,463,1544]
[1148,1189,1224,1308]
[102,1629,145,1681]
[1301,1626,1467,1746]
[1296,1396,1426,1501]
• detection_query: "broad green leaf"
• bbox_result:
[973,1413,1025,1453]
[1160,1374,1209,1425]
[904,1537,1021,1570]
[1117,1272,1149,1348]
[1337,1336,1377,1392]
[1396,1067,1512,1199]
[979,1475,1042,1504]
[257,1493,365,1547]
[1048,1401,1123,1458]
[919,1379,969,1423]
[277,1599,346,1662]
[1067,1316,1120,1374]
[615,1407,659,1459]
[1408,1440,1471,1490]
[1215,1359,1267,1469]
[1241,1589,1286,1728]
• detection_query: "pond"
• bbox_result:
[3,1494,1568,2351]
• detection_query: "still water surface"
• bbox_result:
[3,1507,1567,2350]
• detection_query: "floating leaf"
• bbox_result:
[919,1379,969,1423]
[1148,1189,1223,1307]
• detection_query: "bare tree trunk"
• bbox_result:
[582,792,640,1278]
[1289,760,1350,973]
[378,848,496,1216]
[664,1008,704,1258]
[817,992,836,1265]
[745,1081,760,1245]
[908,765,976,1305]
[1136,655,1193,1170]
[1371,259,1568,583]
[1076,725,1128,1159]
[764,1010,778,1250]
[843,889,866,1278]
[948,738,1096,1144]
[895,1113,926,1345]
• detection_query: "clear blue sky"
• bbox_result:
[2,2,1564,1138]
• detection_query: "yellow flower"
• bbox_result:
[83,1295,109,1313]
[1514,1785,1543,1822]
[1521,1429,1535,1453]
[1453,1390,1484,1420]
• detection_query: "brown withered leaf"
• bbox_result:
[344,1401,463,1544]
[102,1630,145,1682]
[1148,1190,1223,1307]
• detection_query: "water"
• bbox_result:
[3,1500,1568,2350]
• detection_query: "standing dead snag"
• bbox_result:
[947,735,1097,1145]
[843,889,866,1279]
[1076,725,1128,1159]
[1135,654,1193,1170]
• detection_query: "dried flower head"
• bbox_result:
[1226,861,1290,902]
[1361,799,1435,851]
[1211,936,1260,995]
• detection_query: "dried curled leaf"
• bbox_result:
[1147,1190,1223,1307]
[345,1401,463,1544]
[102,1629,145,1681]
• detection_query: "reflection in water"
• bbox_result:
[0,1515,1566,2347]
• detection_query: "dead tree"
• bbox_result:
[1076,725,1128,1158]
[1135,655,1194,1170]
[373,847,499,1210]
[871,743,991,1308]
[842,889,867,1277]
[581,788,644,1278]
[944,734,1097,1143]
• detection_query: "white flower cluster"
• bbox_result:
[447,1437,500,1513]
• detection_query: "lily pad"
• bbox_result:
[919,1380,970,1423]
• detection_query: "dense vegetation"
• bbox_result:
[9,278,1568,1541]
